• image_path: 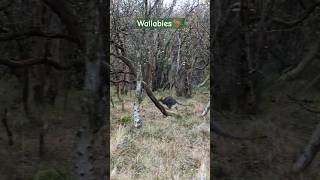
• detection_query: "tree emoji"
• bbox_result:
[173,18,181,28]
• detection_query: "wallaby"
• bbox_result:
[158,96,188,109]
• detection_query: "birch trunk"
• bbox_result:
[201,100,210,116]
[74,1,106,179]
[133,65,143,128]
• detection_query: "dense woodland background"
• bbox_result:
[212,0,320,179]
[0,0,108,179]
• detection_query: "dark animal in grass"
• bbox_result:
[158,96,186,109]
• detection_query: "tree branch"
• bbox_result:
[0,57,76,70]
[41,0,84,51]
[0,30,78,44]
[288,95,320,114]
[148,0,161,16]
[110,79,133,84]
[280,39,320,80]
[111,52,169,116]
[271,2,320,28]
[293,122,320,172]
[110,70,134,75]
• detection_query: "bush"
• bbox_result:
[120,114,131,125]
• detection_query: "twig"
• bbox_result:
[1,108,13,145]
[287,95,320,114]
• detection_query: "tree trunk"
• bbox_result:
[212,0,257,113]
[202,99,210,117]
[133,65,143,128]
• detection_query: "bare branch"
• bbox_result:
[148,0,161,16]
[110,79,133,84]
[280,39,320,80]
[288,95,320,114]
[201,100,210,116]
[110,70,134,75]
[41,0,84,50]
[111,52,169,116]
[0,30,78,44]
[0,57,75,70]
[271,2,320,28]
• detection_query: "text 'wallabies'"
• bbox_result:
[158,96,185,109]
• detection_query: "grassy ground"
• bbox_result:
[213,81,320,180]
[110,87,210,180]
[0,75,105,180]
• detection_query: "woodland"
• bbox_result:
[0,0,107,180]
[110,0,210,179]
[0,0,319,180]
[212,0,320,179]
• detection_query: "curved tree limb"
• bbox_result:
[111,52,169,116]
[0,57,77,70]
[142,81,168,116]
[280,39,320,81]
[198,74,209,88]
[293,122,320,172]
[304,73,320,91]
[110,79,133,84]
[0,30,78,43]
[201,99,210,116]
[271,1,320,29]
[41,0,84,51]
[212,121,267,140]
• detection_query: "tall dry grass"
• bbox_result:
[110,88,210,180]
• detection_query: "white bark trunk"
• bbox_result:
[133,65,143,128]
[201,99,210,116]
[74,1,105,179]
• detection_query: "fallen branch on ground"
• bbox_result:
[197,74,209,88]
[201,100,210,116]
[292,122,320,172]
[212,121,267,140]
[287,95,320,114]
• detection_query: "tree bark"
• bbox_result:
[42,0,107,179]
[133,65,143,128]
[293,122,320,172]
[202,100,210,116]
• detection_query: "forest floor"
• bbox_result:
[213,80,320,180]
[110,87,210,180]
[0,75,106,180]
